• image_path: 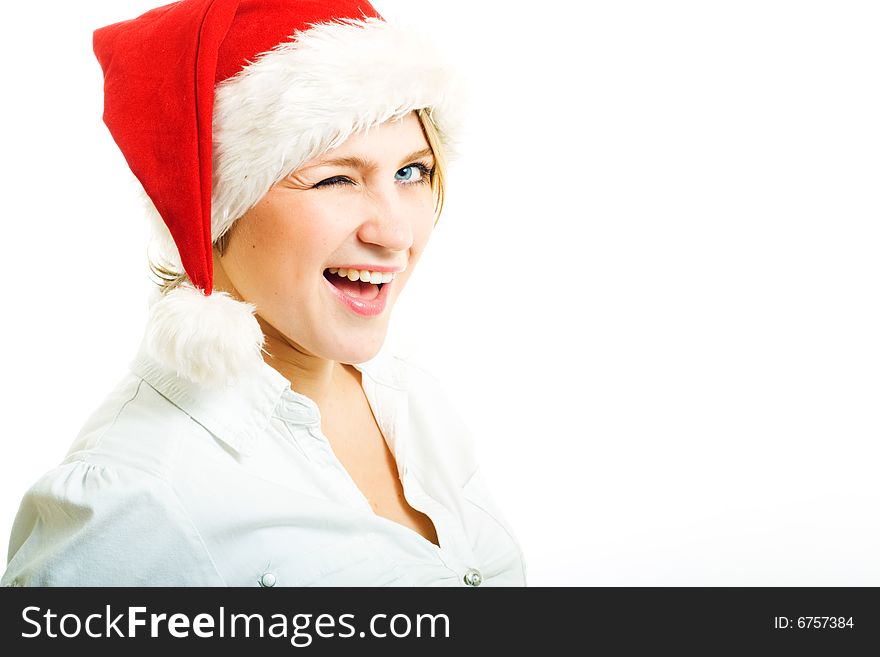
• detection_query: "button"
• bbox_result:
[259,572,277,588]
[463,568,482,587]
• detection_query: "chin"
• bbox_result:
[332,343,384,365]
[322,327,388,365]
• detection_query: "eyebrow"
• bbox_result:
[311,147,435,171]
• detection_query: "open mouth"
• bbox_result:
[322,267,391,301]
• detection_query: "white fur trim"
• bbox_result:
[211,16,468,243]
[143,283,265,386]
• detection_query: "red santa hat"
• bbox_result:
[92,0,466,386]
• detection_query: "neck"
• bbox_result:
[258,318,349,408]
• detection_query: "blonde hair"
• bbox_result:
[149,108,448,294]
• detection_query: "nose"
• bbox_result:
[356,184,414,253]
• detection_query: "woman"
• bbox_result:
[1,0,526,586]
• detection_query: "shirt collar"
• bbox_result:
[128,336,403,457]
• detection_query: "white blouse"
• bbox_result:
[1,339,527,587]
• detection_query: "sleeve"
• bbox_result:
[1,459,226,587]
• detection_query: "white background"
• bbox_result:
[1,1,878,585]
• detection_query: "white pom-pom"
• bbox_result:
[144,283,265,387]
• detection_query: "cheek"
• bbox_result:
[226,199,335,293]
[411,197,436,252]
[394,200,436,290]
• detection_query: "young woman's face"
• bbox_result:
[216,111,436,364]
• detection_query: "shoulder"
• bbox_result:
[2,458,224,586]
[66,371,209,479]
[1,373,226,586]
[365,346,482,486]
[397,352,478,440]
[373,344,461,410]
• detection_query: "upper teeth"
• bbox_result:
[328,268,395,284]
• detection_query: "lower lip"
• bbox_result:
[322,274,393,317]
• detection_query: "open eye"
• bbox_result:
[395,162,434,185]
[395,165,421,183]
